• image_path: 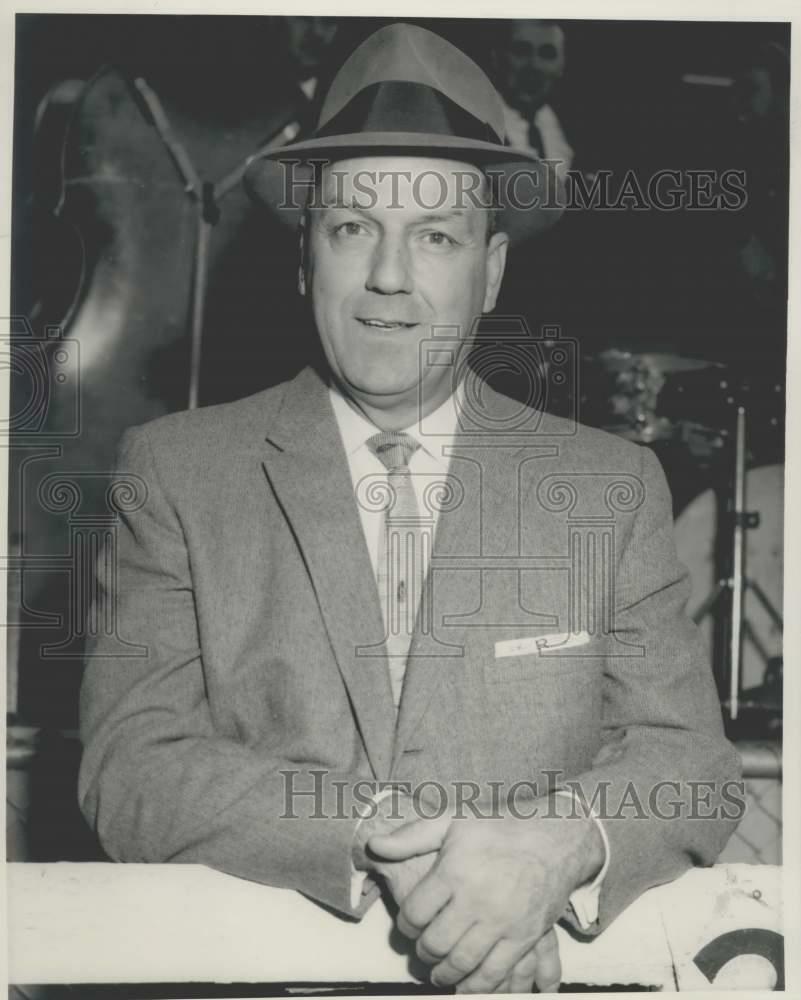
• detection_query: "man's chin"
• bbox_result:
[343,377,420,405]
[514,92,547,113]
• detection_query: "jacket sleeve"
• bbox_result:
[78,425,371,918]
[560,445,742,936]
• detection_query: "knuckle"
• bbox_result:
[471,973,499,994]
[420,929,448,959]
[456,983,482,993]
[400,898,425,929]
[483,955,514,981]
[432,963,463,987]
[415,940,436,964]
[453,941,488,975]
[449,950,476,975]
[396,912,420,940]
[455,972,487,995]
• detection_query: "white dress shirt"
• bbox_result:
[501,100,574,187]
[329,384,458,587]
[329,382,607,927]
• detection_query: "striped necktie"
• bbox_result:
[367,431,424,709]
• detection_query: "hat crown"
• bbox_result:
[318,23,506,142]
[243,21,564,243]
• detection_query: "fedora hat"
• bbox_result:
[243,22,564,241]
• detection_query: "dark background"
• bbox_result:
[7,16,789,866]
[12,16,790,369]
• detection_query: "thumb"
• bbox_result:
[368,814,450,860]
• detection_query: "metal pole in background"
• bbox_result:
[188,202,213,411]
[729,405,747,720]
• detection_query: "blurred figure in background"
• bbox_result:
[283,16,340,110]
[730,39,789,322]
[488,19,578,397]
[492,20,573,183]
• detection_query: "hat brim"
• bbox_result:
[243,132,564,243]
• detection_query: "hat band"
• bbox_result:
[316,81,502,146]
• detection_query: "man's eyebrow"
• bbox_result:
[322,198,373,214]
[318,202,477,228]
[411,210,470,224]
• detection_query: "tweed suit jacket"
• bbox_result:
[79,364,741,931]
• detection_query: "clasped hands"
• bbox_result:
[354,792,604,993]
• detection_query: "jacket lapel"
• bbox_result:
[390,459,479,764]
[261,368,396,781]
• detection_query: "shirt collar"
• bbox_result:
[329,382,462,468]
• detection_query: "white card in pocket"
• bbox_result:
[494,630,591,659]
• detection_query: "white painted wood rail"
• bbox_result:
[6,863,782,991]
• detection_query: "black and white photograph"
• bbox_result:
[3,3,797,997]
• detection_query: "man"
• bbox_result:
[79,23,741,994]
[493,20,574,182]
[283,15,339,97]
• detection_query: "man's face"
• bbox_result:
[496,22,565,115]
[284,16,338,78]
[302,156,508,420]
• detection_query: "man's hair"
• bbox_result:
[481,170,501,243]
[493,17,564,47]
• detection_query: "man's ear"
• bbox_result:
[482,232,509,313]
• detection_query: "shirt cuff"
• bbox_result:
[350,787,398,908]
[552,789,610,930]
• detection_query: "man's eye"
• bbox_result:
[422,231,456,248]
[335,221,367,237]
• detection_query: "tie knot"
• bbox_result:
[367,431,420,471]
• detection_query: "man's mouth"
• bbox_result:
[356,318,419,331]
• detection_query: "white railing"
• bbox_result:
[7,862,782,991]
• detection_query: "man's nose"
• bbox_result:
[366,237,413,294]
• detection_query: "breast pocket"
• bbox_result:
[484,632,606,684]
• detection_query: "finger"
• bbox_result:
[430,924,500,988]
[495,972,532,994]
[396,869,452,940]
[452,936,531,994]
[506,947,541,992]
[532,929,561,994]
[368,814,450,860]
[491,942,550,995]
[416,907,476,966]
[379,852,437,908]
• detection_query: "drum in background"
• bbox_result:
[581,349,783,464]
[581,348,785,519]
[580,349,728,451]
[674,464,784,696]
